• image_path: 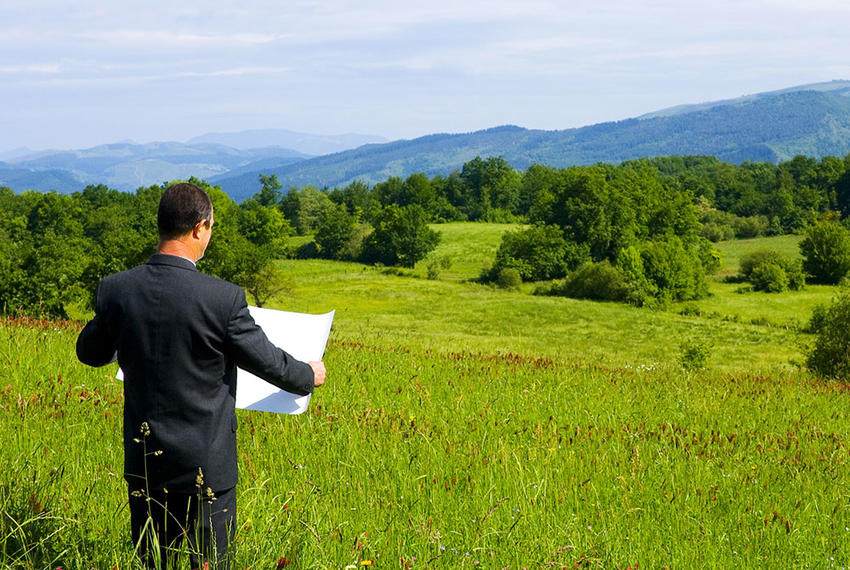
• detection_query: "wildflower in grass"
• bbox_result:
[360,559,374,566]
[277,557,291,568]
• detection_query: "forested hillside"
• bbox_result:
[212,88,850,197]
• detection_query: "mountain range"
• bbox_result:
[3,80,850,201]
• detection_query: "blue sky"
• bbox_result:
[2,0,850,151]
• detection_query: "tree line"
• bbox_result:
[3,152,850,317]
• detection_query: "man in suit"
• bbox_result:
[76,182,325,568]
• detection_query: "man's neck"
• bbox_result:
[157,240,198,265]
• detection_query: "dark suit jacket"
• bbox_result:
[76,254,314,492]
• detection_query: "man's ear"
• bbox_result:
[191,220,206,239]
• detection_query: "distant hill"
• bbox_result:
[211,83,850,197]
[5,81,850,198]
[186,129,388,155]
[0,162,84,194]
[637,79,850,119]
[2,142,309,192]
[0,147,35,161]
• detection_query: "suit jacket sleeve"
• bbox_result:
[76,282,119,367]
[225,289,315,396]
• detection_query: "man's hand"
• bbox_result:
[309,361,326,387]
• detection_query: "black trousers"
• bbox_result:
[128,485,236,569]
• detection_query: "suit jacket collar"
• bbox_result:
[147,253,198,271]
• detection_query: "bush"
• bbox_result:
[615,246,657,305]
[637,237,710,303]
[698,209,737,242]
[749,262,788,293]
[554,261,629,302]
[739,250,782,281]
[800,221,850,284]
[784,260,806,290]
[679,338,711,371]
[738,249,805,292]
[496,268,522,289]
[700,222,734,242]
[679,302,702,317]
[425,255,452,280]
[733,215,769,239]
[806,293,850,379]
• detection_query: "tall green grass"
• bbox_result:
[3,318,850,568]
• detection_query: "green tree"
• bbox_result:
[255,173,283,207]
[361,205,440,267]
[314,203,359,260]
[488,225,576,282]
[329,180,381,222]
[460,156,521,220]
[806,292,850,379]
[281,186,335,235]
[800,221,850,284]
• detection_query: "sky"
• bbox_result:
[2,0,850,152]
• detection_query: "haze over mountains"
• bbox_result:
[186,130,387,155]
[3,80,850,201]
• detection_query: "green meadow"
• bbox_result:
[3,224,850,569]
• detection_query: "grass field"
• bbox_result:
[3,225,850,568]
[674,235,837,329]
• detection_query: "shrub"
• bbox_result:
[806,293,850,379]
[739,250,783,281]
[615,246,657,305]
[679,302,702,317]
[698,209,736,242]
[733,215,769,239]
[637,237,710,303]
[425,255,452,280]
[749,262,788,293]
[800,221,850,284]
[784,259,806,290]
[554,261,629,302]
[700,222,734,242]
[739,249,805,292]
[496,268,522,289]
[679,338,711,371]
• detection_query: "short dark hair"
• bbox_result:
[157,183,213,240]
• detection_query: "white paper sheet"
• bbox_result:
[235,307,334,414]
[117,307,334,415]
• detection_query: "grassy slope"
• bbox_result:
[4,225,850,568]
[675,235,837,329]
[271,228,816,372]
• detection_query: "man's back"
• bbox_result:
[77,253,314,492]
[76,182,323,567]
